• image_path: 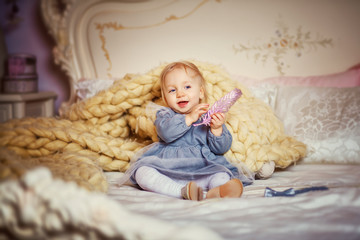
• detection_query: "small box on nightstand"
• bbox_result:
[0,91,57,123]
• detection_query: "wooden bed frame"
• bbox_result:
[40,0,360,112]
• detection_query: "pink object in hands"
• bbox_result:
[194,88,242,126]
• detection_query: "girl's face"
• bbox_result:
[163,67,204,114]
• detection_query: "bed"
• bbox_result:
[1,0,360,239]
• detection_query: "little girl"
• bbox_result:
[123,61,252,200]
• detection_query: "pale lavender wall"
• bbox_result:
[0,0,69,115]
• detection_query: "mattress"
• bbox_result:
[106,164,360,240]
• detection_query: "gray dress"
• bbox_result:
[128,107,252,186]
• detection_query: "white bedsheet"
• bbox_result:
[106,164,360,240]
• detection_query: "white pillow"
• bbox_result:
[247,83,278,109]
[75,78,116,100]
[274,86,360,164]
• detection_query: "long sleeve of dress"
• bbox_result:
[155,108,190,143]
[207,125,233,155]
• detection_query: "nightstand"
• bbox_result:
[0,91,57,123]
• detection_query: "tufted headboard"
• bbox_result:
[41,0,360,111]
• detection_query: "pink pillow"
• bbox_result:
[235,66,360,88]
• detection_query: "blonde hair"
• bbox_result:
[159,61,208,103]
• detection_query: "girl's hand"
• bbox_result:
[185,103,209,126]
[210,113,225,136]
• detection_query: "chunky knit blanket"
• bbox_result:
[0,168,221,240]
[0,61,306,191]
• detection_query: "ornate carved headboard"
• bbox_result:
[41,0,360,111]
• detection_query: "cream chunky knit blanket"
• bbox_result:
[0,168,222,240]
[0,61,306,191]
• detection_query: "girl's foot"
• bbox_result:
[206,179,243,199]
[181,181,204,201]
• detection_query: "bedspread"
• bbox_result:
[106,164,360,240]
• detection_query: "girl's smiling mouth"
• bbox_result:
[177,101,189,108]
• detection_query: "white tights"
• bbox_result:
[135,166,231,198]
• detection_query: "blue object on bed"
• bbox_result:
[264,186,329,197]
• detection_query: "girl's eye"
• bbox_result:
[168,89,176,93]
[185,85,191,89]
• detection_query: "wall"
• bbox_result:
[0,0,68,114]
